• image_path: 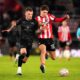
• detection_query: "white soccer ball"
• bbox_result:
[59,68,69,77]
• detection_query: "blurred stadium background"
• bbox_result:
[0,0,80,56]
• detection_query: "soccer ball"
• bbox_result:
[59,68,69,77]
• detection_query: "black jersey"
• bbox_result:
[17,18,38,40]
[1,18,10,30]
[0,17,12,37]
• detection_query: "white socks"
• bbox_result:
[17,67,22,74]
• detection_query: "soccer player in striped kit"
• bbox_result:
[36,5,70,73]
[58,19,72,60]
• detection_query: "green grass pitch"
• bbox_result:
[0,56,80,80]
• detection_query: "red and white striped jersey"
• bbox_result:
[58,26,72,42]
[35,14,55,39]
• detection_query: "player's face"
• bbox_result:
[25,11,33,20]
[40,10,48,17]
[62,20,68,26]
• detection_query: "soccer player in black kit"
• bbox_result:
[1,13,18,59]
[7,7,38,75]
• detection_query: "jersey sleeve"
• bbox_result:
[16,19,22,25]
[54,17,67,22]
[49,14,55,21]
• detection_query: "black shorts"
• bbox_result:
[38,38,55,51]
[59,41,67,48]
[20,38,33,57]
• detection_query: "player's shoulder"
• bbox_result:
[48,14,55,17]
[48,14,55,20]
[17,18,24,22]
[31,19,38,25]
[35,16,41,20]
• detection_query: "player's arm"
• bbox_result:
[2,20,16,32]
[35,17,48,34]
[50,14,70,22]
[35,17,44,34]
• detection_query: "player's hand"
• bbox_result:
[11,20,16,26]
[64,14,70,19]
[36,26,48,34]
[39,22,44,27]
[66,15,70,19]
[22,57,27,63]
[36,29,42,34]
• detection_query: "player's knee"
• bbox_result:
[20,48,27,54]
[18,55,26,63]
[22,57,28,63]
[39,44,46,54]
[51,54,56,60]
[22,61,26,63]
[51,56,56,60]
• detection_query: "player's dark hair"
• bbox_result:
[40,5,49,11]
[23,7,33,18]
[24,7,33,12]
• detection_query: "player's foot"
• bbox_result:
[17,67,22,75]
[17,73,22,75]
[40,65,45,73]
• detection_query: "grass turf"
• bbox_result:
[0,56,80,80]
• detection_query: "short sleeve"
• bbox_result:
[49,14,55,21]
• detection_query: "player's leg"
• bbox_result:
[17,48,28,75]
[39,44,46,73]
[0,33,6,56]
[45,52,49,59]
[0,37,5,56]
[47,40,56,60]
[9,47,14,60]
[12,46,19,62]
[59,47,63,60]
[8,39,18,60]
[59,42,65,60]
[63,43,71,60]
[49,51,56,60]
[17,41,32,75]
